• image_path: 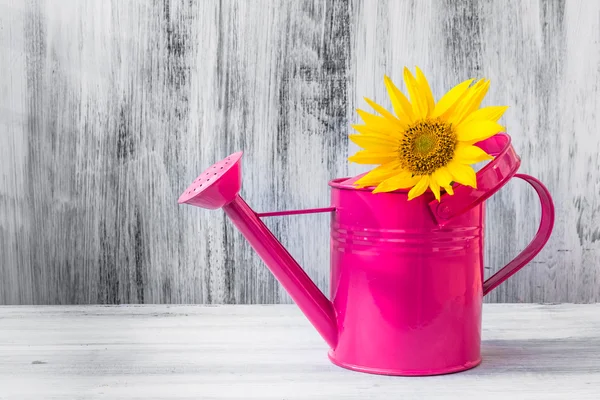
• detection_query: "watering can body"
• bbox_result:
[178,133,555,376]
[327,180,485,374]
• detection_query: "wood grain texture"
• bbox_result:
[0,0,599,304]
[0,304,599,399]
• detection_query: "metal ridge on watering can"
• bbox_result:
[178,132,555,376]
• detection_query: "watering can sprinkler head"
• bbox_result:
[178,151,339,349]
[178,151,243,209]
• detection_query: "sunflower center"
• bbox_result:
[399,119,457,175]
[414,133,437,155]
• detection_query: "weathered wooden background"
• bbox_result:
[0,0,598,305]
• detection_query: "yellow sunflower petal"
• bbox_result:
[349,134,400,150]
[415,66,435,116]
[384,75,415,123]
[356,109,384,125]
[356,159,401,175]
[355,172,400,188]
[455,120,504,143]
[444,79,485,123]
[454,144,494,164]
[363,97,407,130]
[354,161,403,187]
[431,78,474,118]
[372,171,420,193]
[403,67,429,119]
[432,166,453,187]
[429,178,441,201]
[447,79,490,125]
[351,124,399,140]
[461,105,509,125]
[348,150,398,165]
[432,167,455,200]
[446,161,477,188]
[356,110,404,139]
[407,175,430,200]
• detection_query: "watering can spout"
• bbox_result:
[178,152,338,349]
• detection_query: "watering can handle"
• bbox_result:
[428,133,555,295]
[429,133,520,226]
[481,173,555,295]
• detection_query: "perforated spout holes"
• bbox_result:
[177,152,243,210]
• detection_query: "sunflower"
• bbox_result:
[349,67,508,201]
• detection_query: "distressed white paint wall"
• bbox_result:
[0,0,598,304]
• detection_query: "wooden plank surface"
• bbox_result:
[0,304,599,399]
[1,0,600,304]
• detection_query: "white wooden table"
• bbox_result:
[0,304,598,399]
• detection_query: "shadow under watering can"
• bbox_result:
[178,133,555,376]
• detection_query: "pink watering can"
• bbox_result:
[178,133,554,376]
